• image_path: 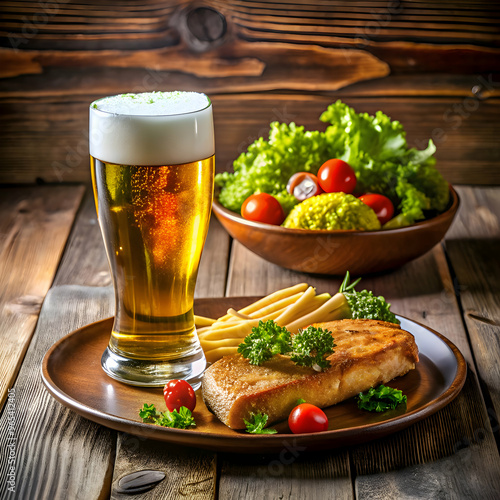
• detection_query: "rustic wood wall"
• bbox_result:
[0,0,499,185]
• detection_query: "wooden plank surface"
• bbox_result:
[50,188,227,499]
[196,216,231,299]
[446,186,500,432]
[218,448,353,499]
[0,185,84,408]
[2,0,499,58]
[1,183,499,499]
[52,190,110,288]
[109,216,228,499]
[0,285,116,500]
[221,186,500,498]
[1,0,499,185]
[1,94,498,185]
[110,439,216,499]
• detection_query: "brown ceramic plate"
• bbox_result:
[212,186,460,275]
[41,297,466,454]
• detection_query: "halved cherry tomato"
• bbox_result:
[317,159,356,194]
[286,172,322,201]
[288,403,329,434]
[163,380,196,412]
[358,193,395,225]
[241,193,285,225]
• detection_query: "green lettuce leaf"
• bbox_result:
[216,122,329,214]
[216,100,449,225]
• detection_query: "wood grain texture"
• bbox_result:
[221,197,500,498]
[52,189,111,287]
[109,217,226,500]
[2,0,499,59]
[0,42,389,87]
[111,439,216,500]
[0,285,116,500]
[0,185,84,408]
[445,186,500,433]
[196,216,231,299]
[352,372,500,499]
[48,184,222,500]
[218,449,353,500]
[0,0,499,185]
[1,93,499,185]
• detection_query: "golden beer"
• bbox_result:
[89,91,214,387]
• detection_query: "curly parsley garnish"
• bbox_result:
[291,326,336,371]
[237,320,292,365]
[357,385,407,412]
[339,271,399,325]
[237,321,334,371]
[243,413,277,434]
[139,403,158,422]
[139,403,196,429]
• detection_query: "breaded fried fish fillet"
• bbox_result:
[202,319,418,429]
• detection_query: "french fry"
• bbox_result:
[278,293,331,326]
[198,320,259,342]
[227,308,253,320]
[194,315,216,327]
[285,292,346,333]
[198,320,248,336]
[244,292,305,321]
[199,337,243,350]
[196,283,343,364]
[274,286,317,325]
[214,283,308,323]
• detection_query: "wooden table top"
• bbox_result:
[0,184,499,499]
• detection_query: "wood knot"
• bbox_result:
[187,7,226,42]
[178,5,227,51]
[114,470,165,495]
[17,200,30,214]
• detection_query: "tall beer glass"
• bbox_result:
[89,91,214,388]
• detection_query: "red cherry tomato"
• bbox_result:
[241,193,285,225]
[317,159,356,194]
[288,403,329,434]
[163,380,196,412]
[286,172,322,201]
[358,193,395,225]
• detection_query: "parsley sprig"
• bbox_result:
[139,403,196,429]
[237,320,292,365]
[339,272,399,325]
[139,403,158,421]
[356,385,407,412]
[237,321,334,371]
[291,326,336,371]
[243,413,277,434]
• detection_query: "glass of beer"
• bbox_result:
[89,91,214,388]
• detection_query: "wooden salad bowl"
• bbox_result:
[212,186,460,276]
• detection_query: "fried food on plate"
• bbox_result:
[201,319,419,429]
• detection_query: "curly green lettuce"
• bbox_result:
[319,102,449,225]
[216,122,330,214]
[215,101,449,227]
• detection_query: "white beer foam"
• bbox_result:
[89,91,214,166]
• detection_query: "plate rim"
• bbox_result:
[41,300,467,453]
